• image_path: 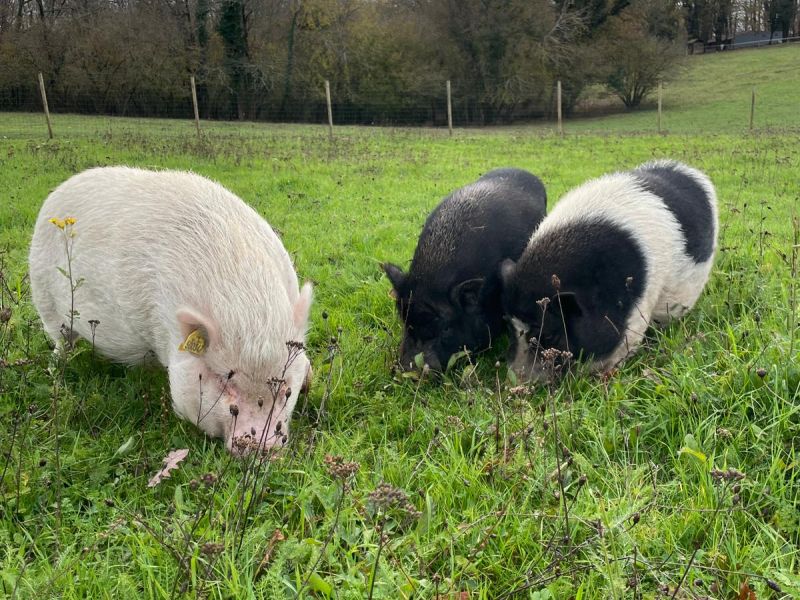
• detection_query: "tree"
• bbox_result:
[218,0,256,119]
[418,0,586,124]
[685,0,734,41]
[556,0,630,31]
[765,0,798,39]
[597,0,684,108]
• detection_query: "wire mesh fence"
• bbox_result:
[0,76,557,129]
[0,40,796,141]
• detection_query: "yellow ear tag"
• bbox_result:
[179,329,207,355]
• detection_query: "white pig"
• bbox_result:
[29,166,313,454]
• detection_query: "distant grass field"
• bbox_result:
[1,45,799,600]
[569,43,800,134]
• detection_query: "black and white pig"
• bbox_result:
[501,160,718,381]
[383,168,547,372]
[29,167,313,455]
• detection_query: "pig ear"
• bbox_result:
[293,282,313,333]
[451,278,484,310]
[382,262,407,295]
[554,292,584,320]
[176,307,219,353]
[499,259,516,287]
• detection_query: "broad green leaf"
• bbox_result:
[114,435,136,457]
[678,446,707,463]
[307,572,332,597]
[446,349,469,372]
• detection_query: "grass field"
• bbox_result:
[567,43,800,134]
[1,45,799,599]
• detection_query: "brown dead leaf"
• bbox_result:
[147,448,189,487]
[738,579,756,600]
[254,529,285,580]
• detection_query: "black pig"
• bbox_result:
[383,168,547,372]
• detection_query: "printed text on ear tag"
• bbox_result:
[179,329,207,355]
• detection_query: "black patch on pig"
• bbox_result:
[384,168,547,371]
[479,168,548,202]
[502,218,647,364]
[633,163,714,263]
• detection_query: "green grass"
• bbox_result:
[556,43,800,134]
[1,45,799,599]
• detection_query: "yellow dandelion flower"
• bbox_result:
[49,217,66,229]
[64,217,76,226]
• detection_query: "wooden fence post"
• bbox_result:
[556,80,563,136]
[749,87,755,131]
[657,80,662,133]
[190,75,201,136]
[446,80,453,136]
[325,80,333,139]
[37,72,53,140]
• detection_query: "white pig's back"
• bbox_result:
[29,167,300,365]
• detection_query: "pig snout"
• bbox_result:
[226,404,290,456]
[508,350,548,384]
[398,342,442,373]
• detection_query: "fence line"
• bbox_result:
[0,69,775,140]
[728,34,800,49]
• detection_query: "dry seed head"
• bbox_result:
[200,542,224,556]
[766,580,783,592]
[445,415,464,429]
[232,434,261,454]
[508,385,532,397]
[324,454,360,480]
[710,467,746,483]
[368,482,421,519]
